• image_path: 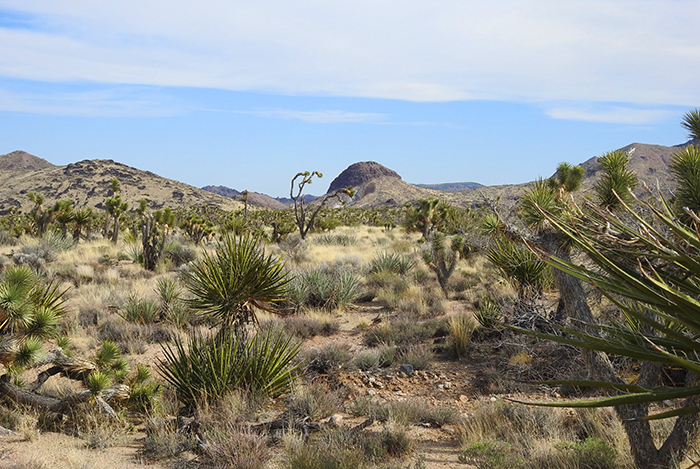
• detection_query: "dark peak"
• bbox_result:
[327,161,401,194]
[0,150,55,173]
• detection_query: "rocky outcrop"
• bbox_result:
[327,161,401,194]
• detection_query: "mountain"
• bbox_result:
[414,182,483,191]
[0,150,55,179]
[0,153,242,215]
[327,161,402,193]
[201,185,311,208]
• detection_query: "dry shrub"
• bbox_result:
[285,382,344,421]
[458,400,633,469]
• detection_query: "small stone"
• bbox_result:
[328,414,343,427]
[399,364,414,376]
[459,395,469,403]
[437,384,444,390]
[392,387,401,392]
[368,389,376,396]
[443,381,452,389]
[443,427,456,435]
[490,396,497,401]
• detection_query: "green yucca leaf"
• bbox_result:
[132,364,152,384]
[95,341,121,369]
[87,371,113,396]
[14,337,42,368]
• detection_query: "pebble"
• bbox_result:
[443,382,452,389]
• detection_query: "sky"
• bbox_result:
[0,1,699,197]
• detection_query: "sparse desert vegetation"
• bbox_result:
[1,114,700,469]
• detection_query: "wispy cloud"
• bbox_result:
[242,109,388,123]
[545,106,675,125]
[0,1,699,105]
[0,85,180,116]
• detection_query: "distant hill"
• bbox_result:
[327,161,402,194]
[414,182,483,191]
[202,185,287,209]
[201,185,316,208]
[0,150,55,178]
[0,140,688,216]
[0,152,242,215]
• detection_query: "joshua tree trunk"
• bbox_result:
[538,230,700,469]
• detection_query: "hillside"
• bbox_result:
[0,140,687,215]
[202,185,287,209]
[0,153,242,214]
[414,182,483,191]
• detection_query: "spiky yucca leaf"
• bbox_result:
[518,192,700,416]
[14,337,43,368]
[181,234,289,329]
[95,341,121,369]
[87,371,113,396]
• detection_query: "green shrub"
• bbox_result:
[119,294,161,324]
[158,327,301,408]
[555,438,617,469]
[368,252,416,275]
[290,265,361,311]
[459,441,523,469]
[314,233,357,246]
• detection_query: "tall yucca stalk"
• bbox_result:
[180,234,289,330]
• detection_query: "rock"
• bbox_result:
[443,382,452,389]
[399,364,414,376]
[328,414,343,427]
[459,395,469,403]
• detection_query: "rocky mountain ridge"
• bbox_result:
[0,140,688,214]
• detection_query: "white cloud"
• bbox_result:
[0,1,699,105]
[545,106,675,125]
[242,109,388,123]
[0,86,179,116]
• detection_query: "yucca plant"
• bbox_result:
[368,252,416,276]
[180,234,289,330]
[487,236,551,301]
[516,191,700,468]
[158,327,301,409]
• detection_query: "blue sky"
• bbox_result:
[0,1,698,197]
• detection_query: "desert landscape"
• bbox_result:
[0,126,699,469]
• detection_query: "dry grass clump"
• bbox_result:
[304,342,354,374]
[285,382,345,421]
[283,422,413,469]
[458,400,634,469]
[347,396,459,427]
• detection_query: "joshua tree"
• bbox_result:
[53,200,74,238]
[104,178,128,243]
[289,171,354,240]
[138,200,175,271]
[422,233,470,297]
[594,150,638,210]
[27,192,52,236]
[72,208,93,242]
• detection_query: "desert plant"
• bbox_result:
[119,294,161,324]
[290,265,360,311]
[289,171,355,239]
[594,150,638,210]
[304,342,353,374]
[368,251,416,275]
[487,236,550,301]
[447,313,478,359]
[158,327,301,409]
[422,233,470,296]
[180,234,290,330]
